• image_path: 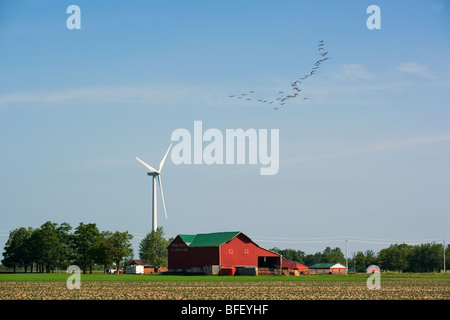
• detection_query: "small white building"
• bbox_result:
[126,265,145,274]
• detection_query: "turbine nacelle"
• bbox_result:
[147,172,159,177]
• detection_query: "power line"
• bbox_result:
[348,236,445,243]
[254,239,345,244]
[254,235,347,241]
[348,239,414,245]
[253,236,449,245]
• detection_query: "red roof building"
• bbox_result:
[168,231,308,274]
[366,265,380,273]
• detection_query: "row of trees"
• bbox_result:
[271,246,347,266]
[2,221,133,274]
[3,223,448,274]
[271,242,449,272]
[376,243,448,273]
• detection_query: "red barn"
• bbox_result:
[168,231,308,274]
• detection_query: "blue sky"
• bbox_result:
[1,0,449,257]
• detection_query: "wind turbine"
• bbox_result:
[136,143,172,232]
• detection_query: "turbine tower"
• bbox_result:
[136,143,172,232]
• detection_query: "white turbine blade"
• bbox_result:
[157,175,168,220]
[158,143,173,172]
[135,157,159,173]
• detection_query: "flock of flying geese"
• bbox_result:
[229,40,330,110]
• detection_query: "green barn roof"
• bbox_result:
[178,231,241,247]
[178,234,197,246]
[309,263,337,268]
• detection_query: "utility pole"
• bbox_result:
[444,239,446,274]
[345,238,348,274]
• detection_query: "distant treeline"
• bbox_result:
[271,246,348,267]
[1,221,133,274]
[3,221,448,274]
[271,243,449,272]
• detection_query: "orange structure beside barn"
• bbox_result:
[168,231,308,275]
[128,259,167,274]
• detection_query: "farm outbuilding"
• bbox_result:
[168,231,308,275]
[309,262,347,275]
[366,265,380,273]
[127,259,167,274]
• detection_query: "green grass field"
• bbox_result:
[1,272,449,282]
[1,272,448,300]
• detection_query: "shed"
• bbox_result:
[168,231,308,275]
[126,265,145,274]
[366,265,380,273]
[309,262,347,274]
[281,257,309,271]
[128,259,166,274]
